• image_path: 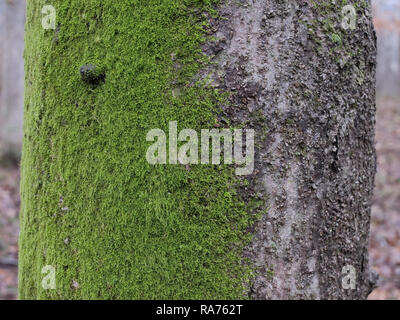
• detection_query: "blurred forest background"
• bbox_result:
[0,0,399,300]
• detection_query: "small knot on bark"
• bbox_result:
[80,64,105,86]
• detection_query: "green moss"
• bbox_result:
[19,0,260,299]
[330,33,342,44]
[265,268,274,281]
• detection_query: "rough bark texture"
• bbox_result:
[203,0,378,299]
[20,0,377,300]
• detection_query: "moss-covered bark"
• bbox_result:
[19,0,259,299]
[20,0,377,300]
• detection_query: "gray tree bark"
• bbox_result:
[204,0,378,299]
[0,0,25,161]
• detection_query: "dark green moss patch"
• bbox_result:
[80,64,105,86]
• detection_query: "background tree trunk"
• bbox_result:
[19,0,377,299]
[0,0,25,162]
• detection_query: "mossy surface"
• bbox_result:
[19,0,258,299]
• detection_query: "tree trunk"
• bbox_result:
[19,0,377,300]
[0,0,25,162]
